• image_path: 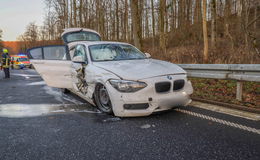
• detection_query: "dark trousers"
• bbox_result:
[3,68,10,78]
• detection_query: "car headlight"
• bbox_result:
[109,79,147,92]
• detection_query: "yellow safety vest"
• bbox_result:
[1,54,11,68]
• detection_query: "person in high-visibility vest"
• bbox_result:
[0,48,11,78]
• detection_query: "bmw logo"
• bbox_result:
[167,75,172,80]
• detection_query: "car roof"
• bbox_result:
[70,41,132,47]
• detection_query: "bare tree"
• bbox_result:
[79,0,84,27]
[0,29,2,42]
[202,0,209,63]
[0,29,3,52]
[124,0,129,41]
[19,0,260,64]
[115,0,120,40]
[159,0,166,54]
[73,0,77,27]
[211,0,217,49]
[130,0,143,50]
[151,0,155,48]
[18,22,39,50]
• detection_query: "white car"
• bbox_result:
[28,28,193,117]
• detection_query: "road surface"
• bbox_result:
[0,69,259,160]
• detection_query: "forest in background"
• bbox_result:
[0,29,3,52]
[4,0,260,63]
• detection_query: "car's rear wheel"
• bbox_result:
[94,84,113,114]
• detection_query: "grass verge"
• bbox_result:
[190,78,260,108]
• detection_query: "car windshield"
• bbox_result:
[18,58,28,62]
[89,44,146,61]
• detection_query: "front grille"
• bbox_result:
[124,103,149,110]
[155,82,171,93]
[173,79,185,91]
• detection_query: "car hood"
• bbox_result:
[93,59,186,80]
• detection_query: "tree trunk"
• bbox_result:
[254,2,258,32]
[159,0,166,55]
[165,0,168,33]
[124,0,129,41]
[178,0,181,29]
[224,0,231,37]
[115,0,119,40]
[100,2,105,39]
[170,0,175,31]
[151,0,155,37]
[130,0,142,50]
[145,1,149,38]
[138,0,143,39]
[151,0,155,48]
[224,0,235,49]
[202,0,209,63]
[73,0,77,27]
[186,0,191,26]
[70,0,73,27]
[211,0,217,49]
[79,0,83,27]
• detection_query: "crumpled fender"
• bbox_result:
[84,65,120,100]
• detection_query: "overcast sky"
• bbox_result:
[0,0,45,41]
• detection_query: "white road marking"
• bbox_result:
[191,101,260,121]
[176,108,260,135]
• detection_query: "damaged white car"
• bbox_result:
[28,28,193,117]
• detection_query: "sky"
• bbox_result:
[0,0,45,41]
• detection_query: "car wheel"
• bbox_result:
[94,84,113,114]
[61,88,70,94]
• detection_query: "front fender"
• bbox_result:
[85,65,120,100]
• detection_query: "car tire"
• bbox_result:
[61,88,70,94]
[94,84,113,114]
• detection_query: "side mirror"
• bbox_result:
[145,53,151,58]
[72,55,85,63]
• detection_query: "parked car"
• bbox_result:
[27,28,193,117]
[11,55,31,69]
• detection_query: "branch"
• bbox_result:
[246,14,260,28]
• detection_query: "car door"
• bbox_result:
[27,45,73,89]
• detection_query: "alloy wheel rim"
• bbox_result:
[99,86,111,110]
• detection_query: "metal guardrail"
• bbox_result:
[178,64,260,101]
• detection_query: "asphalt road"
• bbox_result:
[0,69,259,160]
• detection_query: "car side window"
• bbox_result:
[28,45,69,60]
[73,45,88,62]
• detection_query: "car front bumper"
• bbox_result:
[13,63,31,69]
[106,74,193,117]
